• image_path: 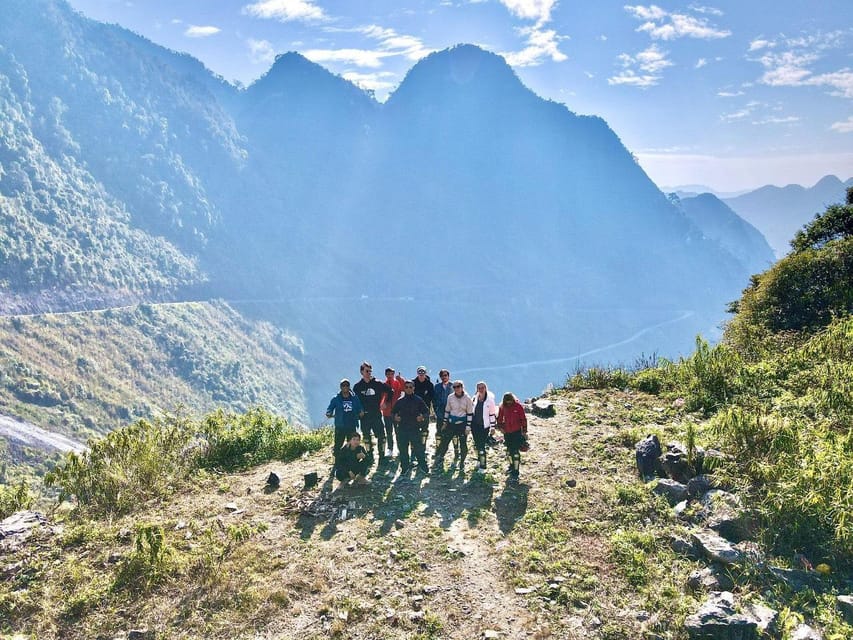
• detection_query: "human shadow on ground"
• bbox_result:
[493,482,529,535]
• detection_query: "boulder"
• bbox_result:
[684,591,758,640]
[701,490,751,542]
[686,566,735,594]
[688,474,716,497]
[531,399,556,418]
[0,511,48,552]
[266,472,281,489]
[742,602,779,637]
[669,534,700,559]
[635,434,663,480]
[837,595,853,624]
[653,479,689,505]
[691,530,744,566]
[791,623,822,640]
[661,442,696,483]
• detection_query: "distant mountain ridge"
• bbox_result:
[1,0,767,419]
[723,175,853,257]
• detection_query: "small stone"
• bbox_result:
[409,611,425,622]
[691,529,744,565]
[791,623,822,640]
[483,631,500,639]
[127,630,154,640]
[411,595,424,602]
[565,479,577,488]
[837,595,853,624]
[395,519,405,529]
[174,520,187,530]
[365,569,376,576]
[515,587,535,595]
[224,502,239,512]
[423,585,440,594]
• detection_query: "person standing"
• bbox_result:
[325,379,364,459]
[432,368,453,440]
[391,379,430,476]
[434,380,473,471]
[471,381,497,473]
[381,367,405,458]
[353,361,393,464]
[412,366,435,454]
[497,392,528,484]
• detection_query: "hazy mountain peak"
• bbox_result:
[388,44,526,106]
[813,174,842,189]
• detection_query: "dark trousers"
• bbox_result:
[397,427,427,471]
[472,425,488,466]
[333,428,351,455]
[361,413,385,455]
[435,423,467,463]
[335,459,368,482]
[504,430,523,477]
[383,415,396,451]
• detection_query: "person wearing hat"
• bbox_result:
[496,392,528,484]
[326,379,365,461]
[412,366,435,456]
[353,361,394,464]
[434,380,474,472]
[381,367,406,458]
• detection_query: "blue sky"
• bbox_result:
[66,0,853,192]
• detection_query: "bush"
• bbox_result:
[566,366,631,390]
[0,479,33,519]
[631,368,665,394]
[198,408,329,471]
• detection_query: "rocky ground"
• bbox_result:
[3,388,850,639]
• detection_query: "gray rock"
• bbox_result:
[531,400,556,418]
[837,595,853,624]
[688,474,716,497]
[674,500,690,517]
[685,591,758,640]
[768,567,824,591]
[669,534,700,558]
[691,530,744,565]
[266,472,280,489]
[0,511,48,551]
[127,630,155,640]
[742,602,778,637]
[653,479,689,505]
[701,490,751,542]
[661,442,696,483]
[687,568,722,593]
[791,623,822,640]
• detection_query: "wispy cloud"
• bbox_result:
[185,25,220,38]
[498,0,558,26]
[341,71,397,92]
[496,0,568,67]
[357,25,433,62]
[752,31,853,99]
[717,89,745,97]
[625,5,731,40]
[303,24,434,69]
[609,43,672,87]
[302,48,389,68]
[752,115,800,125]
[695,58,707,69]
[242,0,327,23]
[248,38,276,65]
[748,37,775,52]
[830,116,853,133]
[502,26,568,66]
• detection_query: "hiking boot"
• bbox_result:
[356,476,370,486]
[475,467,486,474]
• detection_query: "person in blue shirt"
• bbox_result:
[326,379,364,458]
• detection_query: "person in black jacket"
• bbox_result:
[352,361,393,464]
[335,432,370,485]
[412,366,435,455]
[392,380,430,475]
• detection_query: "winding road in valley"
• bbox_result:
[0,414,86,453]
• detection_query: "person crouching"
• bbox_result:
[335,432,370,486]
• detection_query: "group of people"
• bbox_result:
[326,362,529,485]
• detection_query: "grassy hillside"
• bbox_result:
[3,390,850,639]
[0,300,309,448]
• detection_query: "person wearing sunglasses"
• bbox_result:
[434,380,473,472]
[391,380,431,476]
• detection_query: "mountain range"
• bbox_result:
[723,175,853,257]
[1,0,781,421]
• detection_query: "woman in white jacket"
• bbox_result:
[471,381,497,473]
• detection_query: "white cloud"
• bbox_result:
[171,18,183,25]
[807,69,853,99]
[302,48,390,68]
[752,115,800,125]
[242,0,326,23]
[830,116,853,133]
[342,71,396,92]
[688,4,723,16]
[610,43,672,87]
[185,25,220,38]
[754,33,853,99]
[717,90,745,97]
[721,108,752,121]
[248,38,276,65]
[502,26,568,67]
[626,5,730,40]
[499,0,558,26]
[357,25,433,61]
[748,38,775,52]
[758,50,818,86]
[696,58,707,68]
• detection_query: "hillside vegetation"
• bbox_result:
[0,300,308,446]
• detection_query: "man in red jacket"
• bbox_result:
[496,392,528,484]
[381,367,405,458]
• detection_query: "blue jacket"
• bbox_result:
[433,380,453,416]
[326,393,363,431]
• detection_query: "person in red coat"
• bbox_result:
[496,392,528,483]
[381,367,406,457]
